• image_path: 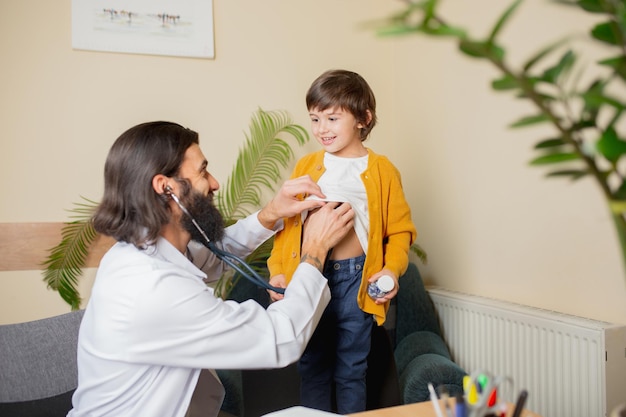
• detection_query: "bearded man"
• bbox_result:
[67,121,354,417]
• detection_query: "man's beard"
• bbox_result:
[179,191,225,247]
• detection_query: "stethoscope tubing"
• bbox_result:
[168,190,285,294]
[207,241,285,294]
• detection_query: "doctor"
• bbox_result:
[68,121,355,417]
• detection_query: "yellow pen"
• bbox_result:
[468,382,479,405]
[463,375,472,395]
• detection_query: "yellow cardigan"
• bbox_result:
[267,149,417,325]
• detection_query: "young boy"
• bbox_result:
[267,69,417,414]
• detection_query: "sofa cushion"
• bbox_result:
[216,369,243,417]
[0,310,84,403]
[395,263,443,347]
[394,331,452,376]
[399,353,466,404]
[0,391,74,417]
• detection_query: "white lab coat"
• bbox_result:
[68,213,330,417]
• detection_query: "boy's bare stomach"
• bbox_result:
[329,228,365,260]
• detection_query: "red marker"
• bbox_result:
[487,388,497,407]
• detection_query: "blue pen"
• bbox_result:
[455,392,467,417]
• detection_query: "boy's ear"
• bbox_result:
[357,110,373,129]
[365,109,373,126]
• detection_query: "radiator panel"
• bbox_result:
[427,288,626,417]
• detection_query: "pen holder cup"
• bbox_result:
[460,371,513,417]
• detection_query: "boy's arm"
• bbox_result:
[382,168,417,278]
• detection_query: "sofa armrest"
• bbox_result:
[395,263,444,348]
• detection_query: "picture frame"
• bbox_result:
[72,0,215,59]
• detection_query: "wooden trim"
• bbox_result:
[0,223,114,271]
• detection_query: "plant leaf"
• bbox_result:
[596,127,626,163]
[545,169,589,180]
[459,39,505,60]
[41,196,99,310]
[609,199,626,214]
[591,21,622,46]
[509,114,552,128]
[580,89,626,111]
[598,55,626,81]
[215,108,309,221]
[534,138,567,148]
[572,0,611,13]
[529,152,580,165]
[422,24,467,37]
[410,243,428,265]
[522,37,570,73]
[377,25,421,37]
[487,0,522,45]
[492,74,519,91]
[541,49,576,84]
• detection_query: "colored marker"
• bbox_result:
[463,375,472,395]
[455,392,467,417]
[428,383,444,417]
[468,382,479,405]
[438,386,453,417]
[477,373,489,393]
[487,387,497,407]
[512,389,528,417]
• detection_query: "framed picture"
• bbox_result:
[72,0,215,59]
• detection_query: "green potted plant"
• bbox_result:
[371,0,626,283]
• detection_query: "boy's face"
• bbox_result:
[309,107,367,158]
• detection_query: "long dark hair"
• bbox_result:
[92,121,199,248]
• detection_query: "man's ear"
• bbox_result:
[152,174,171,195]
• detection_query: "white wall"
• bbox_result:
[1,0,624,325]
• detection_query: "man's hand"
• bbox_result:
[300,202,355,272]
[257,175,326,229]
[267,274,287,302]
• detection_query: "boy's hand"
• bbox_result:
[368,269,398,304]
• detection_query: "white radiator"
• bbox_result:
[427,287,626,417]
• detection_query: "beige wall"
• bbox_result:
[1,0,625,325]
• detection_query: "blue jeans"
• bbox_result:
[298,255,373,414]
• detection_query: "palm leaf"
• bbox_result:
[213,108,310,297]
[410,243,428,265]
[216,108,309,220]
[41,197,99,310]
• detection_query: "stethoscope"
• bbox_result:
[166,187,285,294]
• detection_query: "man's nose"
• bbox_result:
[210,175,220,192]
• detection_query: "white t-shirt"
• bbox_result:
[308,152,369,253]
[68,213,330,417]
